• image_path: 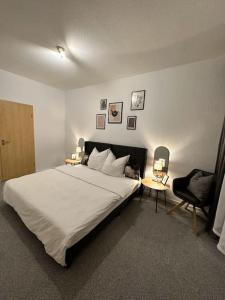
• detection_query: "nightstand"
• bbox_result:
[64,159,81,166]
[141,178,170,213]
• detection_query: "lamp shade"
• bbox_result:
[76,146,81,153]
[154,160,162,171]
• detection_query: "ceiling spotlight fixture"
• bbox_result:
[56,45,65,58]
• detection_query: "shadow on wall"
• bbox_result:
[68,122,210,202]
[106,23,225,78]
[141,123,208,171]
[139,124,213,201]
[66,124,91,157]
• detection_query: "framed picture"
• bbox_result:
[108,102,123,124]
[162,174,169,185]
[131,90,145,110]
[100,99,107,110]
[127,116,137,130]
[96,114,106,129]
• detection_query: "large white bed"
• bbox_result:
[3,164,140,266]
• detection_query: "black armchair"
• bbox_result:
[167,169,215,234]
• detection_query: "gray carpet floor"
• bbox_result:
[1,195,225,300]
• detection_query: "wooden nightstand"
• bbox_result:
[64,159,81,166]
[141,178,170,213]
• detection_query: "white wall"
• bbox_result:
[0,69,66,171]
[66,56,225,196]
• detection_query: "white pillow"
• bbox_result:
[87,147,110,170]
[101,151,130,177]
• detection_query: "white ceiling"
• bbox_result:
[0,0,225,90]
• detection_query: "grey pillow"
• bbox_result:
[124,164,140,180]
[187,171,213,201]
[81,154,89,165]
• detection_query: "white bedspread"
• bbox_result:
[3,165,139,266]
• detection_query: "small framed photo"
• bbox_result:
[108,102,123,124]
[96,114,106,129]
[127,116,137,130]
[162,174,169,185]
[131,90,145,110]
[100,99,107,110]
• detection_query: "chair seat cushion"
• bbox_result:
[175,190,200,206]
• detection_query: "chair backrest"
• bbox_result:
[186,169,213,180]
[187,169,215,206]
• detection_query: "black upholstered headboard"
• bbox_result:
[85,141,147,178]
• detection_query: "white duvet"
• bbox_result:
[3,165,139,266]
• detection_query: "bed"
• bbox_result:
[3,141,147,266]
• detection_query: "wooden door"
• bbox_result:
[0,100,35,180]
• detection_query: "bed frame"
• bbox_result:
[66,141,147,267]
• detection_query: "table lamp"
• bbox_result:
[76,146,81,160]
[159,158,165,168]
[154,160,163,181]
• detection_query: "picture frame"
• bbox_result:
[100,98,107,110]
[127,116,137,130]
[108,102,123,124]
[161,174,169,185]
[96,114,106,129]
[131,90,145,110]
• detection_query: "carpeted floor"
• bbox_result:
[0,194,225,300]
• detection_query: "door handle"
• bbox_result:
[1,139,10,146]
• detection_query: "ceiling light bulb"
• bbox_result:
[56,45,65,58]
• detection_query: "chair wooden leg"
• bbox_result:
[192,206,197,235]
[167,200,186,215]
